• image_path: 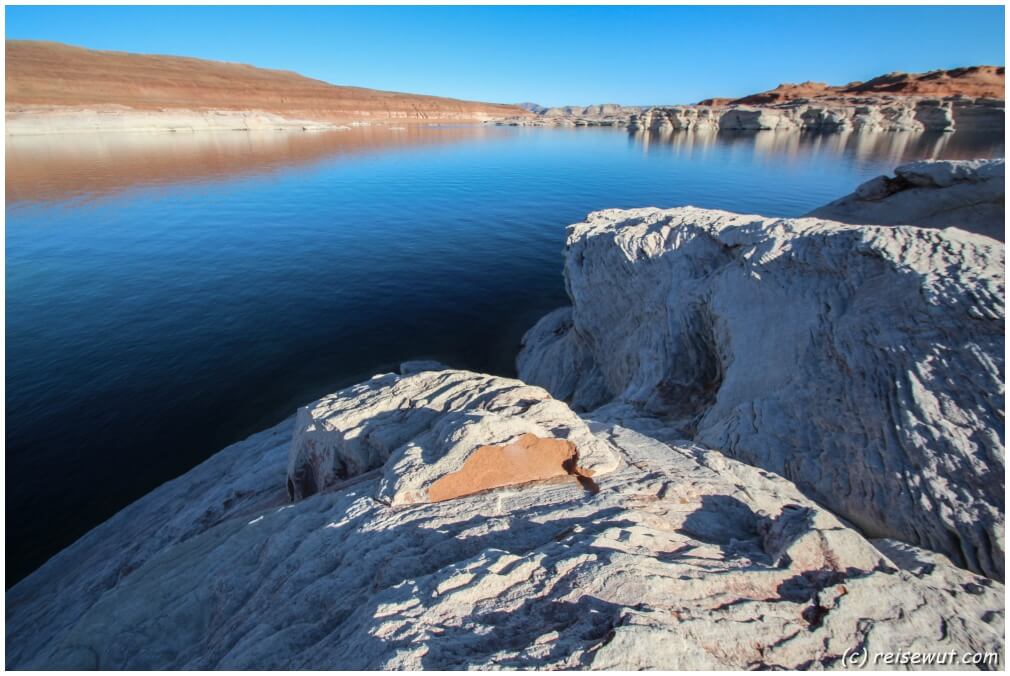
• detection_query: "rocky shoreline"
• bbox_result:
[5,105,348,136]
[6,160,1005,669]
[493,95,1004,133]
[494,66,1005,133]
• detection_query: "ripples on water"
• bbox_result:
[6,124,1004,584]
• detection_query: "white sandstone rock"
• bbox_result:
[518,206,1005,580]
[809,159,1005,240]
[5,105,344,136]
[719,107,800,130]
[6,179,1006,670]
[499,97,1003,133]
[914,99,956,132]
[6,380,1003,669]
[287,370,621,506]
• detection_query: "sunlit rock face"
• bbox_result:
[809,158,1005,241]
[6,377,1003,669]
[519,205,1004,580]
[286,370,621,507]
[619,99,1000,133]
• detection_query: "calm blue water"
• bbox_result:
[6,125,1003,583]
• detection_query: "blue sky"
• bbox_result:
[6,6,1005,106]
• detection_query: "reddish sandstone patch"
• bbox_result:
[427,433,595,503]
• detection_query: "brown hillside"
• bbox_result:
[5,40,527,123]
[840,66,1005,98]
[731,66,1004,105]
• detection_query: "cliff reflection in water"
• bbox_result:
[6,124,510,204]
[629,127,1005,169]
[10,124,1004,205]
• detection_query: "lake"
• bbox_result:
[6,124,1003,584]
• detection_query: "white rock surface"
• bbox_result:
[5,105,344,135]
[6,372,1003,669]
[518,206,1005,580]
[508,98,1004,133]
[809,159,1005,241]
[287,370,621,506]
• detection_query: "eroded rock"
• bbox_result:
[808,159,1005,240]
[6,399,1003,668]
[518,205,1005,579]
[287,369,620,506]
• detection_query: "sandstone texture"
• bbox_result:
[808,159,1005,241]
[518,205,1005,581]
[286,370,620,507]
[7,369,1004,669]
[6,40,528,135]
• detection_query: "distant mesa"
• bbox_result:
[495,65,1004,134]
[730,81,837,105]
[696,97,733,106]
[731,66,1005,104]
[5,40,531,134]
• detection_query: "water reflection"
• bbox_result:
[10,125,1003,206]
[6,124,510,204]
[629,128,1004,169]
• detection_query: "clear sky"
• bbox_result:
[5,5,1005,106]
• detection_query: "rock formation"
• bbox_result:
[7,368,1004,668]
[732,66,1005,104]
[5,106,344,135]
[507,96,1003,134]
[6,165,1005,668]
[496,66,1005,133]
[6,40,529,134]
[624,96,999,134]
[518,202,1005,581]
[495,104,643,128]
[286,369,620,507]
[809,159,1005,241]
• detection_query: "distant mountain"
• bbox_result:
[516,102,548,114]
[6,40,529,124]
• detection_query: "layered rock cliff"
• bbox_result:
[495,66,1005,133]
[626,97,1004,134]
[6,163,1005,669]
[6,40,529,134]
[734,66,1005,104]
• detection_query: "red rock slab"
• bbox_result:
[427,433,596,503]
